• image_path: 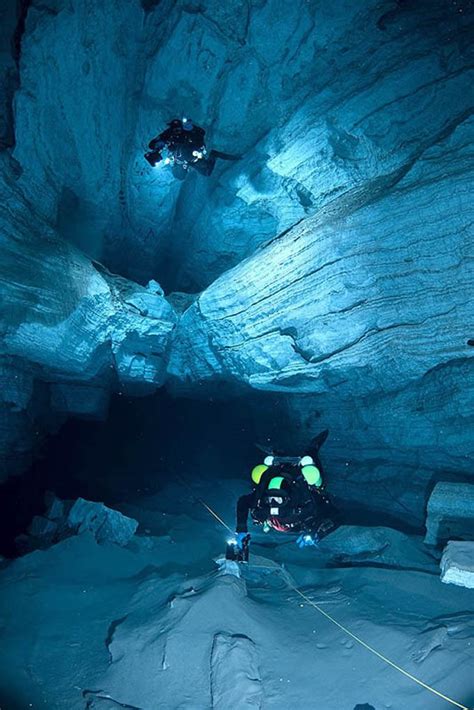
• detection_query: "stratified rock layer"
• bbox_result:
[11,1,474,289]
[168,114,474,522]
[425,483,474,546]
[169,116,473,395]
[1,1,473,526]
[0,157,176,480]
[441,541,474,589]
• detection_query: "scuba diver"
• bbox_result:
[229,430,339,560]
[144,117,239,179]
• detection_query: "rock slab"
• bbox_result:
[67,498,138,546]
[210,632,262,709]
[424,483,474,546]
[440,541,474,589]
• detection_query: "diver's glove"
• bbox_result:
[296,532,319,548]
[235,532,250,550]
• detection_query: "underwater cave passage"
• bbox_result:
[1,0,474,707]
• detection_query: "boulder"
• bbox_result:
[319,526,391,559]
[28,515,58,539]
[19,495,137,554]
[440,541,474,589]
[318,526,435,570]
[44,491,66,521]
[66,498,138,546]
[424,483,474,546]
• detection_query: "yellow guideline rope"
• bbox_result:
[176,474,234,534]
[179,488,469,709]
[287,582,469,710]
[198,499,234,535]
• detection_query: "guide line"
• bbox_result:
[186,485,469,710]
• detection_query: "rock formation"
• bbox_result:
[1,3,474,707]
[1,0,473,522]
[441,541,474,589]
[0,154,176,479]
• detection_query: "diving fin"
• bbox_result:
[309,429,329,452]
[210,150,242,161]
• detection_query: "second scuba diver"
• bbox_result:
[231,430,340,558]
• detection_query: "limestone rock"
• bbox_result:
[9,1,473,291]
[1,230,177,392]
[169,114,473,396]
[0,156,176,480]
[44,492,65,521]
[1,0,474,529]
[19,495,137,552]
[424,483,474,546]
[67,498,138,546]
[167,112,474,521]
[210,632,262,709]
[50,384,110,420]
[319,526,435,570]
[28,515,58,540]
[440,541,474,589]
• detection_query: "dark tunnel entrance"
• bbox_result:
[0,387,422,557]
[0,389,269,556]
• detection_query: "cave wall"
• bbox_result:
[169,114,474,391]
[12,0,146,261]
[13,1,473,290]
[0,152,176,479]
[1,0,473,524]
[0,1,19,150]
[168,109,474,523]
[169,0,474,290]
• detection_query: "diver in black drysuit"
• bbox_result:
[235,430,340,550]
[145,118,239,178]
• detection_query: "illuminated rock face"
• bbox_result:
[0,158,176,479]
[441,541,474,589]
[167,112,474,521]
[1,0,473,522]
[169,115,473,394]
[11,1,474,289]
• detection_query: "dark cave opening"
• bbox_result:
[0,390,263,556]
[0,386,426,557]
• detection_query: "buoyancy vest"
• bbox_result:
[251,466,317,532]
